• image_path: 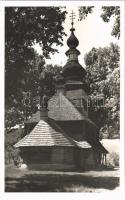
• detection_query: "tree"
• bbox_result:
[5,61,62,129]
[5,50,44,128]
[5,7,67,58]
[78,6,94,20]
[5,7,67,129]
[5,7,67,103]
[84,43,120,139]
[101,6,120,39]
[78,6,120,39]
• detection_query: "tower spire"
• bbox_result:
[62,11,86,82]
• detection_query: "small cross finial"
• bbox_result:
[70,10,76,29]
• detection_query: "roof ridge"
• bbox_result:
[66,95,98,128]
[65,95,84,117]
[48,118,76,146]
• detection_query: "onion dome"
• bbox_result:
[67,28,79,49]
[62,18,86,82]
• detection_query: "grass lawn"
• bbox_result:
[5,165,119,192]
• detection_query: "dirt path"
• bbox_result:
[5,165,119,192]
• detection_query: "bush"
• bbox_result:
[12,149,23,167]
[107,152,119,167]
[5,128,24,165]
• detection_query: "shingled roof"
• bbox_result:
[14,118,92,149]
[14,119,75,147]
[49,118,92,149]
[25,93,97,129]
[48,93,84,121]
[25,93,84,123]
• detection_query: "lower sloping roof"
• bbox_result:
[14,120,75,148]
[14,118,92,149]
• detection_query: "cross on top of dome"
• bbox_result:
[67,11,79,49]
[70,10,76,30]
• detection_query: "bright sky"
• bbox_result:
[34,6,119,67]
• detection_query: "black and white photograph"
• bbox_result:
[0,0,124,198]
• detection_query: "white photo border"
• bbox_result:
[0,1,124,200]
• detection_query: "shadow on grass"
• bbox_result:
[5,172,119,192]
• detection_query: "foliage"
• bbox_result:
[5,7,66,57]
[84,43,120,138]
[106,152,119,167]
[5,61,62,129]
[5,7,66,102]
[78,6,94,20]
[5,128,24,164]
[5,51,43,128]
[101,6,120,39]
[5,7,66,129]
[5,107,25,130]
[78,6,120,39]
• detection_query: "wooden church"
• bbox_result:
[14,16,108,171]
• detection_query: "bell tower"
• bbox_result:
[62,11,88,116]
